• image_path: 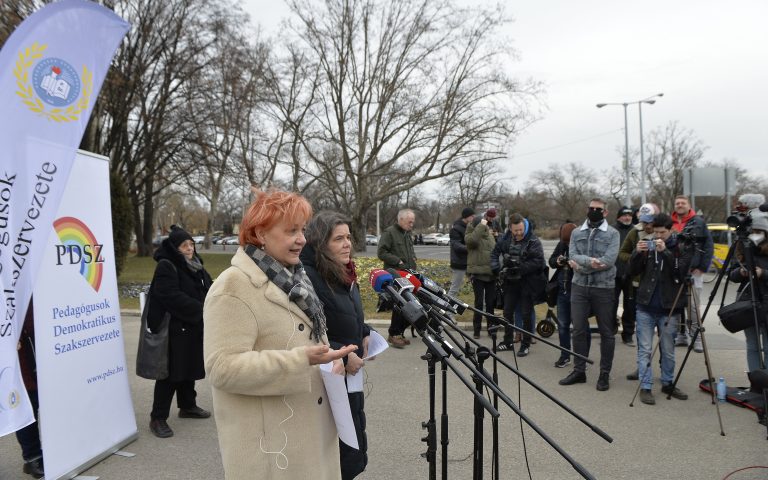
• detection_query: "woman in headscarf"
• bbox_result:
[301,211,372,479]
[204,189,356,480]
[148,225,213,438]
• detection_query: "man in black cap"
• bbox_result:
[448,207,476,300]
[613,206,636,344]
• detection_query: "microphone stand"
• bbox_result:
[429,308,611,480]
[410,307,500,480]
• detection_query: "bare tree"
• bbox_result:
[96,0,223,255]
[439,159,510,209]
[644,121,707,213]
[178,12,266,248]
[528,162,599,222]
[279,0,540,249]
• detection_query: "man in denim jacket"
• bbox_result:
[559,198,620,391]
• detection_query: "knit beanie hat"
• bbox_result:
[461,207,475,219]
[168,225,193,248]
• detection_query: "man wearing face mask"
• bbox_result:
[559,199,620,391]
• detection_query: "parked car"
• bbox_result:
[152,235,168,247]
[436,234,450,246]
[422,233,439,245]
[192,235,205,244]
[365,234,379,245]
[221,235,239,245]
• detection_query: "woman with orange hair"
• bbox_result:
[204,189,357,480]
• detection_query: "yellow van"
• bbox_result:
[703,223,733,283]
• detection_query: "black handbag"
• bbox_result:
[136,291,170,380]
[718,299,765,334]
[545,271,559,308]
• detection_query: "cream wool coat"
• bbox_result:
[203,248,341,480]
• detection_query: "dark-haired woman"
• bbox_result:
[148,225,213,438]
[301,211,372,479]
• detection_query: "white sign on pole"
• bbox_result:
[33,151,137,480]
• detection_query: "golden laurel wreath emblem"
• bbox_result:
[13,42,93,123]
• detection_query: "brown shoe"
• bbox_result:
[513,332,521,343]
[388,335,407,349]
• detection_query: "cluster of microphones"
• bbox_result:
[368,269,468,331]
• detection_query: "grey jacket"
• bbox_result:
[569,219,620,289]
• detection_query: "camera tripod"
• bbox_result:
[672,225,767,437]
[628,274,726,434]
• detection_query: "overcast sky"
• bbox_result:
[242,0,768,195]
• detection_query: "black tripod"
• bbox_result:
[672,224,767,437]
[628,275,725,435]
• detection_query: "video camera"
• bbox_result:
[500,243,523,281]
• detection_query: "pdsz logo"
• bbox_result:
[55,243,105,266]
[52,217,106,292]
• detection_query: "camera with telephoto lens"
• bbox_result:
[726,210,752,233]
[500,244,523,281]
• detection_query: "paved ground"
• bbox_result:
[2,283,767,479]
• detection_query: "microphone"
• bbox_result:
[396,270,457,315]
[405,270,468,314]
[369,269,429,330]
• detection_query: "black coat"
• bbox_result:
[548,240,574,294]
[449,218,469,269]
[613,221,634,279]
[490,228,546,297]
[629,237,692,312]
[300,245,370,358]
[150,239,212,382]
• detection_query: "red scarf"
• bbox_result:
[671,209,695,233]
[344,260,358,286]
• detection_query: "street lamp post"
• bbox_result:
[596,92,663,206]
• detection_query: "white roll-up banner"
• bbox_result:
[33,150,137,479]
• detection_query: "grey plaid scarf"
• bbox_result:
[244,244,327,342]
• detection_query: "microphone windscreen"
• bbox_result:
[397,270,422,292]
[369,269,394,292]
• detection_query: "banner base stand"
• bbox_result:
[59,432,137,480]
[112,450,135,458]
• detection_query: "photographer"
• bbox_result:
[727,208,768,375]
[670,195,714,350]
[490,213,545,355]
[629,213,692,405]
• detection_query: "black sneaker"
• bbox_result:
[179,406,211,418]
[559,371,587,385]
[497,341,515,351]
[661,384,688,400]
[626,369,639,381]
[621,332,634,345]
[596,372,610,391]
[517,346,529,357]
[554,357,571,368]
[149,418,174,438]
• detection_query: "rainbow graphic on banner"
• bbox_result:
[53,216,103,292]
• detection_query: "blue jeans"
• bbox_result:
[570,284,615,374]
[745,322,768,372]
[636,309,678,389]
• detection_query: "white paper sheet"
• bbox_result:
[346,368,364,393]
[319,362,359,449]
[363,330,389,360]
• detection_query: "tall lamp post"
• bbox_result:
[597,92,663,206]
